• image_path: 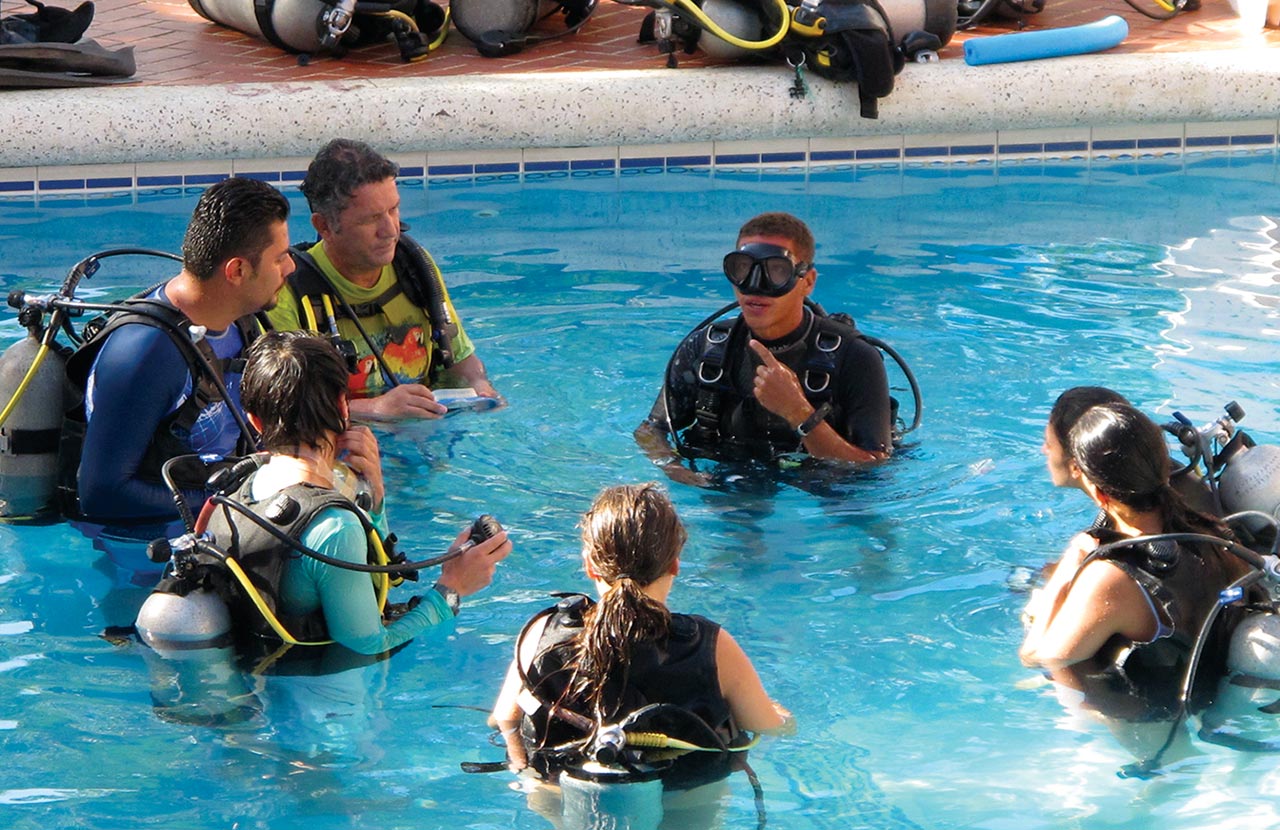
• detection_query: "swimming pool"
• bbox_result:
[0,153,1278,829]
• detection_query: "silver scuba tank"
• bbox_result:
[136,587,233,653]
[560,762,665,830]
[1219,441,1280,532]
[0,335,67,518]
[696,0,769,59]
[877,0,957,45]
[695,0,956,58]
[186,0,351,54]
[1227,610,1280,681]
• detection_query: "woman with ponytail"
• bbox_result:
[490,483,792,783]
[1020,402,1250,675]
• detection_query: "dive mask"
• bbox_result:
[722,242,809,297]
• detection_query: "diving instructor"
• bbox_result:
[267,139,500,421]
[636,212,892,482]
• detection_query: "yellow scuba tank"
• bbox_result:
[0,333,67,517]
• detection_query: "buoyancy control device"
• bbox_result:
[627,0,955,118]
[186,0,448,62]
[450,0,597,56]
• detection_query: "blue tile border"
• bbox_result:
[856,148,901,160]
[6,122,1279,195]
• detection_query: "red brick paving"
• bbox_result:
[80,0,1280,86]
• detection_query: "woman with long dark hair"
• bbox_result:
[1020,402,1247,672]
[490,483,792,781]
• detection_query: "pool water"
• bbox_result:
[0,154,1278,830]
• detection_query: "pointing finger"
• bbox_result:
[748,339,781,366]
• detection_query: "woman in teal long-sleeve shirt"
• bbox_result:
[235,331,512,655]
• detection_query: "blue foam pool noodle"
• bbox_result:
[963,15,1129,66]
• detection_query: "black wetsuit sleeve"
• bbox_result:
[647,330,704,432]
[835,337,893,454]
[79,323,201,521]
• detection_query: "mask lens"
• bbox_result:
[722,252,756,286]
[762,256,799,288]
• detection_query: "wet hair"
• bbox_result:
[300,138,399,225]
[1049,386,1130,449]
[241,331,348,452]
[181,177,290,281]
[737,212,816,263]
[1069,402,1229,538]
[562,483,688,720]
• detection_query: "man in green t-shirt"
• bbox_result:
[268,139,500,421]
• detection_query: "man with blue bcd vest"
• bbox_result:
[68,177,294,545]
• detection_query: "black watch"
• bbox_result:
[796,402,832,438]
[432,582,461,616]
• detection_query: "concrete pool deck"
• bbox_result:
[0,0,1277,176]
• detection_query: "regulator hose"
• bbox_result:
[615,0,792,50]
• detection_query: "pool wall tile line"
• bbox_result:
[7,120,1279,196]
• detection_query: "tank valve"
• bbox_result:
[319,0,358,48]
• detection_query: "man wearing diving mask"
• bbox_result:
[636,212,893,482]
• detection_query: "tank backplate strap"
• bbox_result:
[0,426,61,455]
[691,318,739,443]
[252,0,289,52]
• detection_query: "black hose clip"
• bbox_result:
[384,533,420,582]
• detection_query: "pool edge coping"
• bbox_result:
[2,48,1277,179]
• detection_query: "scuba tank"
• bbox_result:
[1219,441,1280,533]
[1227,609,1280,682]
[0,326,67,517]
[450,0,596,56]
[560,761,665,830]
[186,0,448,61]
[633,0,955,117]
[136,584,234,652]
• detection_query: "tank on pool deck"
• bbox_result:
[187,0,344,54]
[696,0,957,60]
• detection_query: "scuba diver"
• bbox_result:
[1020,402,1264,768]
[69,177,292,545]
[1021,401,1252,671]
[489,483,792,825]
[635,212,904,487]
[138,331,512,656]
[266,139,501,421]
[1030,392,1280,768]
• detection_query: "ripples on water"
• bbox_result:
[0,155,1277,829]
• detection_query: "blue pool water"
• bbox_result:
[0,154,1278,830]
